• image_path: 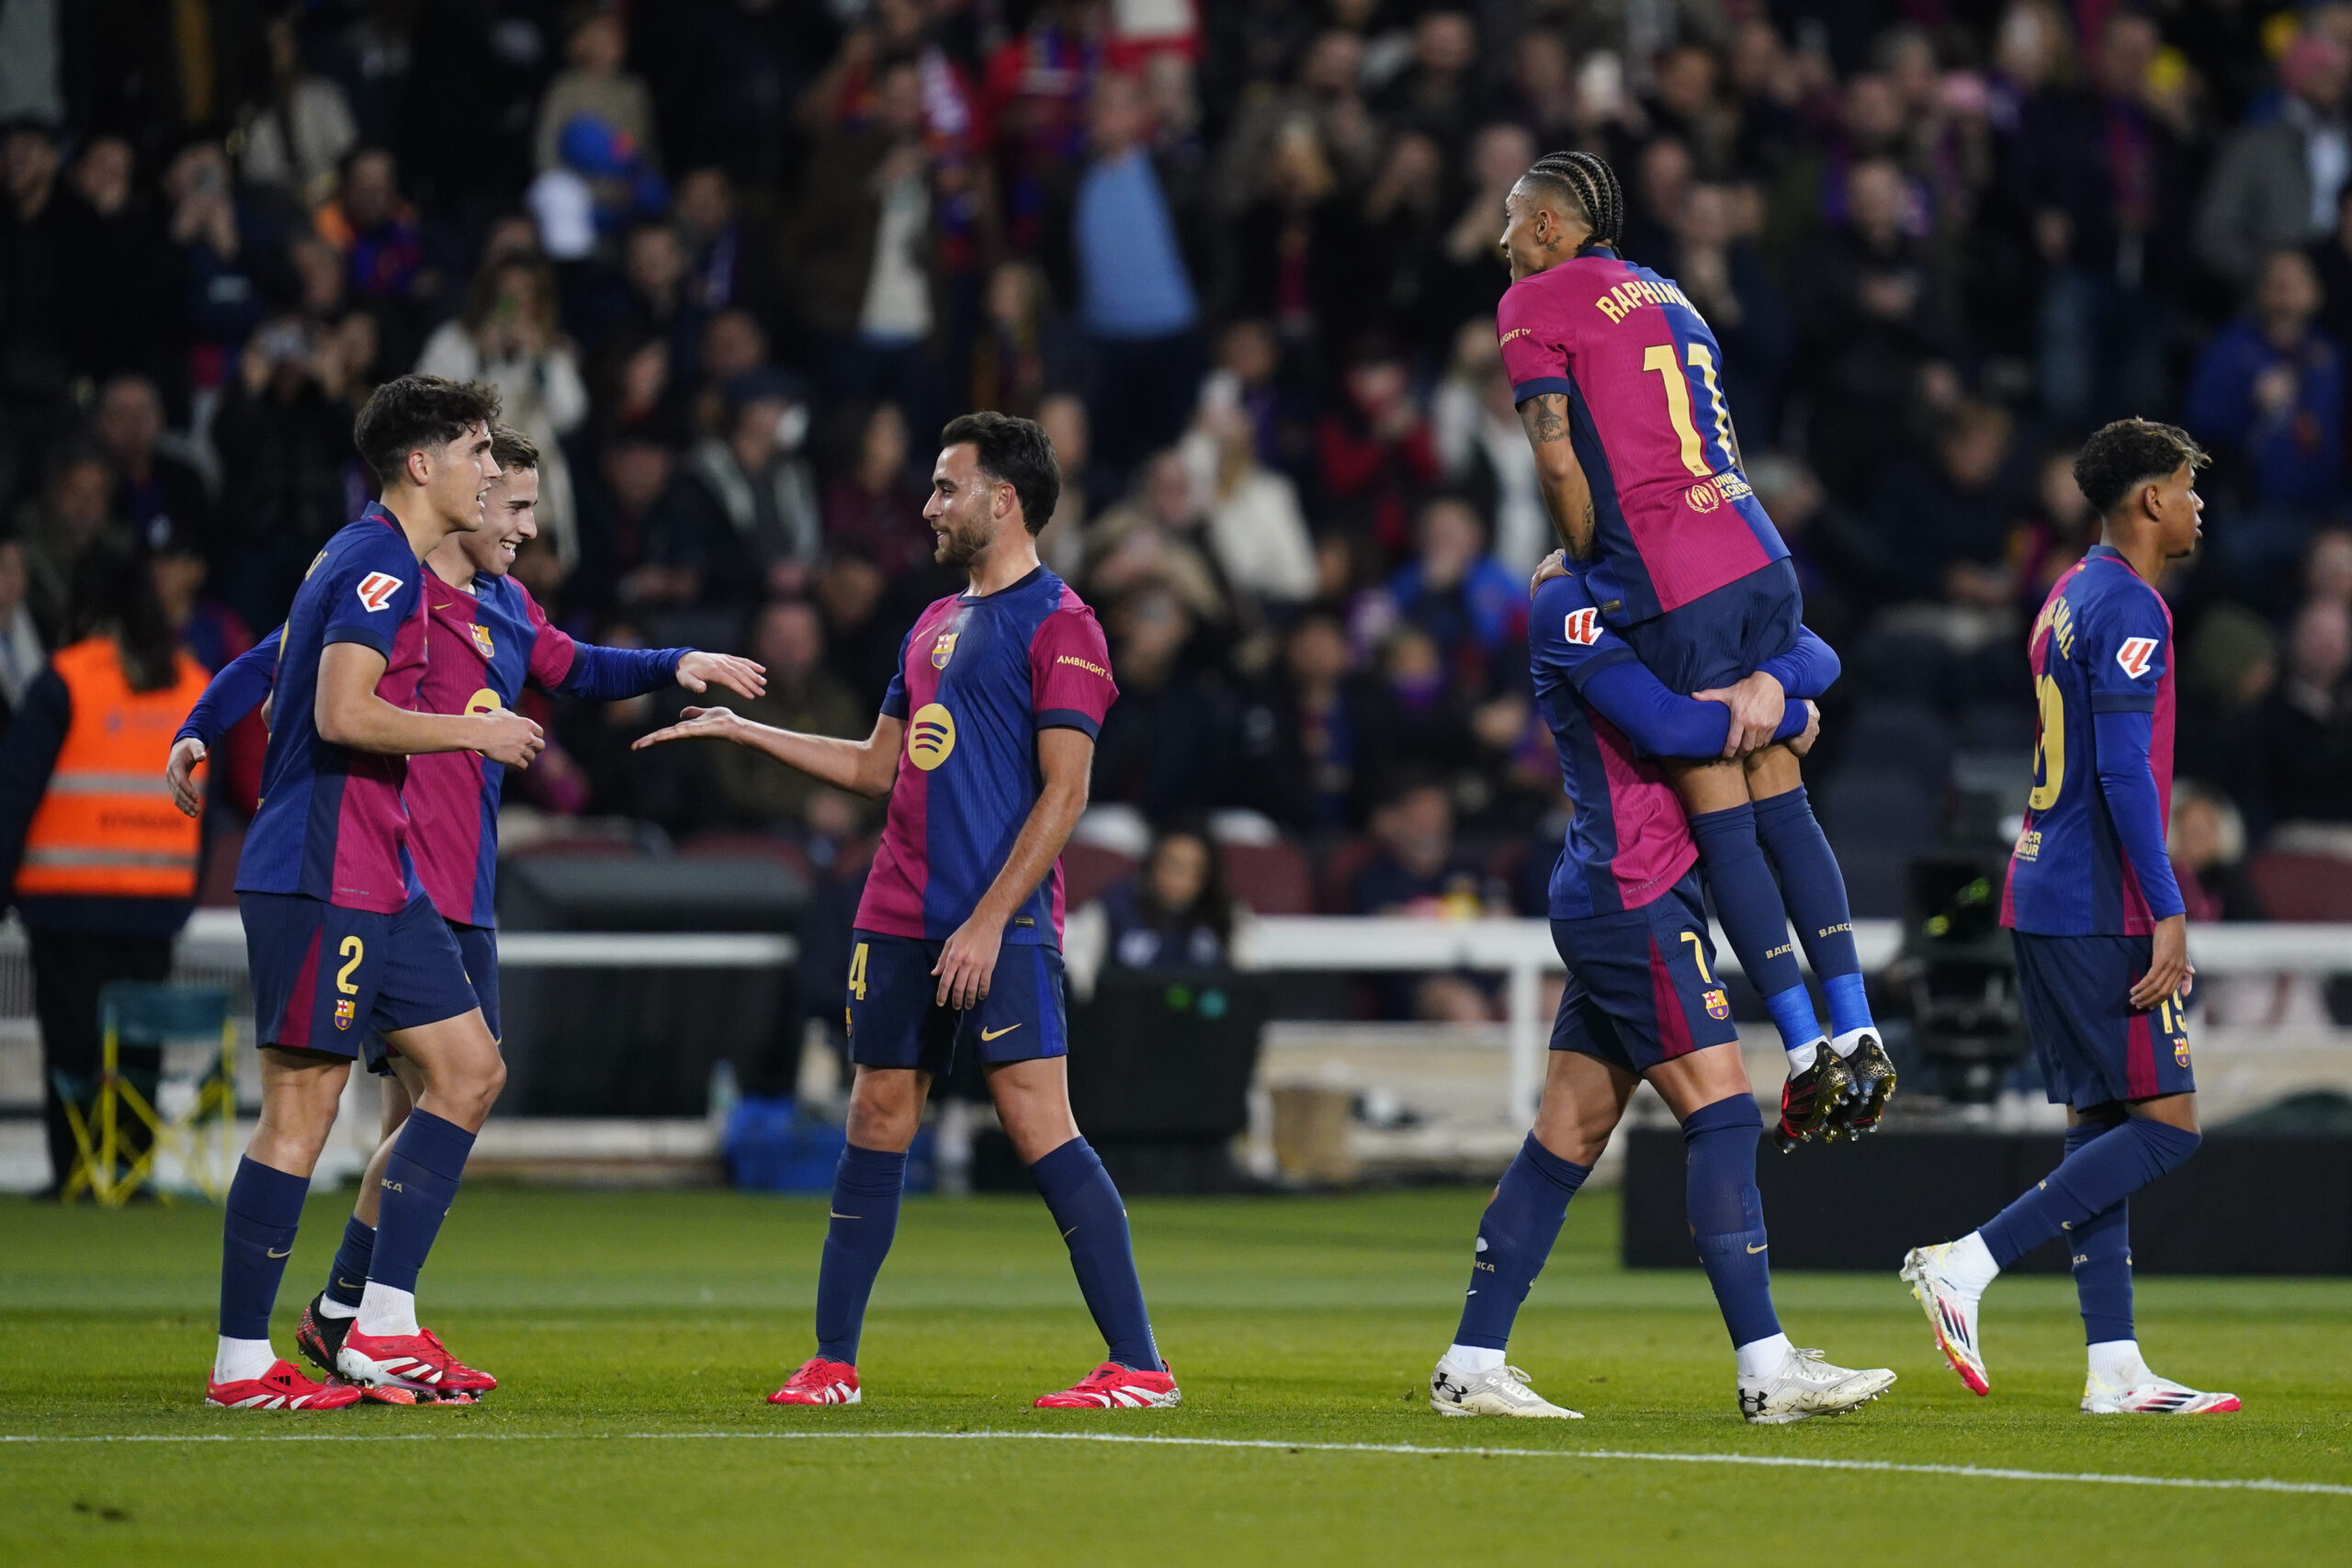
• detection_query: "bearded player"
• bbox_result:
[166,425,764,1398]
[636,412,1174,1411]
[1498,150,1893,1150]
[1903,420,2236,1416]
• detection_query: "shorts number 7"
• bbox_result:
[1679,930,1715,986]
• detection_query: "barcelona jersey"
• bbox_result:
[855,566,1116,946]
[2003,546,2180,935]
[1498,247,1788,626]
[235,505,428,913]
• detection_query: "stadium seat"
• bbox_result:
[1316,837,1379,914]
[1060,841,1138,906]
[1219,839,1313,915]
[2246,851,2352,922]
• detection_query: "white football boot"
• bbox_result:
[1429,1355,1582,1418]
[1901,1243,1990,1395]
[2082,1371,2241,1415]
[1739,1347,1896,1424]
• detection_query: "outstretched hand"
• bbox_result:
[632,705,741,750]
[676,651,766,703]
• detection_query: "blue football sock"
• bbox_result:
[220,1156,309,1340]
[368,1110,475,1294]
[1689,804,1806,1020]
[1453,1134,1591,1351]
[1752,788,1873,1037]
[324,1215,375,1310]
[814,1143,907,1364]
[1683,1095,1781,1348]
[1031,1137,1160,1371]
[1762,985,1824,1059]
[1979,1117,2199,1269]
[2060,1116,2134,1344]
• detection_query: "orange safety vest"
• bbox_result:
[16,638,209,899]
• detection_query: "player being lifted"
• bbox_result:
[1904,421,2237,1416]
[167,425,764,1399]
[636,412,1176,1410]
[1498,152,1893,1149]
[201,377,544,1410]
[1429,555,1894,1424]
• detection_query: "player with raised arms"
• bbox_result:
[1498,151,1894,1150]
[1903,420,2237,1416]
[200,376,545,1410]
[635,411,1176,1410]
[166,425,765,1398]
[1428,554,1895,1424]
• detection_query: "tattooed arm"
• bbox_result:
[1519,393,1597,559]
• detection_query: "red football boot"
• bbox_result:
[1034,1362,1182,1409]
[768,1358,860,1405]
[336,1326,497,1396]
[205,1359,364,1410]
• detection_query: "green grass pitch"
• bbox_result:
[3,1184,2347,1566]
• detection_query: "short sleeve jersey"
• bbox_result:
[856,566,1116,946]
[2002,546,2177,935]
[1498,247,1788,626]
[1531,570,1701,920]
[403,573,579,928]
[235,505,429,913]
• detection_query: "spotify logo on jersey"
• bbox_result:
[466,689,503,716]
[909,703,956,770]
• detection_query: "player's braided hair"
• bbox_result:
[2072,418,2208,516]
[1524,151,1623,252]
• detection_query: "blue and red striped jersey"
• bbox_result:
[855,566,1116,945]
[1498,247,1788,626]
[234,505,428,913]
[2003,545,2181,935]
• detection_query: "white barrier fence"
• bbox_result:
[6,911,2346,1128]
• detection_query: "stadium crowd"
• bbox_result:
[4,0,2352,1010]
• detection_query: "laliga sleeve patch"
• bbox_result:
[356,571,404,614]
[1564,607,1602,647]
[2115,637,2158,679]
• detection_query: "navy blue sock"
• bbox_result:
[1689,805,1807,1015]
[1453,1134,1590,1350]
[814,1143,907,1364]
[369,1110,475,1294]
[220,1156,309,1339]
[2061,1117,2134,1344]
[1031,1137,1160,1371]
[1752,788,1872,1037]
[1979,1118,2200,1269]
[1683,1095,1781,1348]
[324,1215,375,1310]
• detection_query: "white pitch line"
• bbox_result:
[1,1427,2346,1496]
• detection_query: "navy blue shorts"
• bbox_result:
[844,929,1069,1073]
[1549,874,1740,1075]
[1620,558,1802,694]
[356,921,500,1068]
[2013,931,2196,1110]
[243,892,480,1070]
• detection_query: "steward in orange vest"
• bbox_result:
[0,546,211,1192]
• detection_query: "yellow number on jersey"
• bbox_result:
[1642,342,1736,479]
[1678,929,1716,986]
[336,935,365,997]
[847,942,869,1001]
[2028,673,2066,812]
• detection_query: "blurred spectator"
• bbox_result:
[1317,340,1437,554]
[534,7,658,176]
[673,166,766,323]
[821,401,931,576]
[1748,453,1879,649]
[811,551,899,705]
[0,119,90,501]
[1225,114,1348,357]
[1419,121,1531,355]
[2177,603,2278,817]
[1431,321,1547,576]
[1234,610,1377,830]
[315,148,424,307]
[1091,583,1234,819]
[15,446,129,644]
[62,134,156,389]
[235,10,357,205]
[1034,390,1095,574]
[667,371,821,603]
[1385,495,1526,694]
[2171,781,2267,924]
[969,259,1065,419]
[2197,33,2352,288]
[1084,449,1227,626]
[708,600,863,828]
[1070,71,1205,476]
[209,314,365,632]
[1373,10,1480,155]
[2004,447,2096,614]
[1671,182,1795,447]
[1180,395,1316,607]
[1070,819,1239,982]
[0,538,41,723]
[2184,249,2345,586]
[2258,598,2352,825]
[1347,775,1503,1021]
[1871,400,2030,609]
[92,376,210,561]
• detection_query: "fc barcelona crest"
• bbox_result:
[1702,987,1731,1021]
[930,631,959,670]
[469,622,496,660]
[334,998,356,1032]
